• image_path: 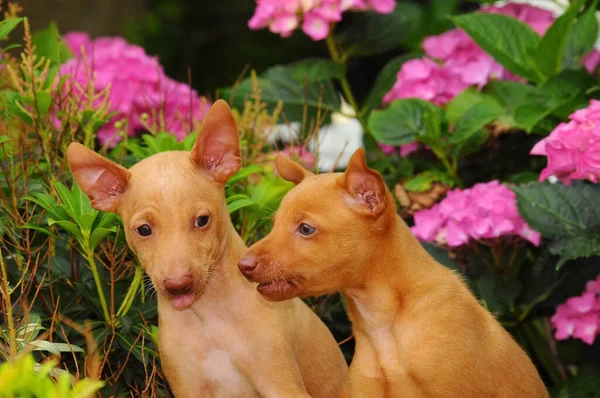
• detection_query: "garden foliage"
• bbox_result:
[1,0,600,396]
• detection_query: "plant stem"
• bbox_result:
[116,265,143,318]
[324,31,373,139]
[521,319,564,385]
[85,248,111,325]
[0,250,17,358]
[432,147,464,188]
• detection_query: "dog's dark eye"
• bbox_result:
[136,224,152,237]
[299,223,316,236]
[194,215,210,228]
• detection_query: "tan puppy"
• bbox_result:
[238,148,549,398]
[67,100,348,398]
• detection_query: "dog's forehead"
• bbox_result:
[278,173,341,218]
[127,151,219,199]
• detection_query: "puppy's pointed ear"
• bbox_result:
[190,99,241,184]
[341,148,387,217]
[276,154,314,185]
[67,142,130,213]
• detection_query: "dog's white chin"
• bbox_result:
[170,293,195,309]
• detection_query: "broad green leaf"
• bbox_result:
[450,100,504,144]
[223,65,341,123]
[531,0,585,79]
[0,136,10,145]
[31,22,73,66]
[548,234,600,268]
[452,13,541,81]
[21,193,69,221]
[512,182,600,267]
[336,3,424,57]
[403,170,454,193]
[287,58,345,82]
[367,99,442,145]
[227,165,264,185]
[53,182,80,221]
[564,0,600,69]
[445,88,491,125]
[18,223,60,239]
[34,92,52,118]
[88,227,115,250]
[361,53,420,114]
[48,219,83,240]
[228,198,258,214]
[0,17,23,39]
[226,194,253,204]
[551,375,600,398]
[30,340,84,355]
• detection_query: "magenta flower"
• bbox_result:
[248,0,395,41]
[551,275,600,345]
[280,146,316,169]
[378,143,420,157]
[60,32,211,146]
[584,50,600,74]
[531,99,600,185]
[383,58,468,106]
[411,180,541,247]
[423,3,554,90]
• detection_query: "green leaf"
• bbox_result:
[228,198,258,214]
[361,53,420,115]
[531,0,585,79]
[445,88,491,125]
[548,234,600,269]
[34,92,52,118]
[0,17,23,39]
[368,99,442,145]
[19,223,60,239]
[31,22,73,66]
[53,182,79,221]
[89,227,115,250]
[1,43,21,53]
[223,65,341,123]
[452,13,541,81]
[287,58,345,82]
[512,182,600,267]
[30,340,84,355]
[227,165,264,185]
[403,170,454,192]
[564,0,600,69]
[336,3,424,57]
[512,182,600,238]
[422,242,459,271]
[48,219,83,241]
[450,100,503,144]
[0,136,11,145]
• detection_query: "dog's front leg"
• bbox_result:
[348,337,386,397]
[240,345,312,398]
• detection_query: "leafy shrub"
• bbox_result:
[2,0,600,395]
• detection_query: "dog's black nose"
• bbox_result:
[238,256,258,279]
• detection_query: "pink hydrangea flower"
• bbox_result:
[60,32,210,146]
[551,275,600,345]
[411,180,541,247]
[281,146,316,169]
[530,99,600,185]
[584,50,600,74]
[378,143,420,157]
[383,58,468,106]
[423,3,554,89]
[248,0,395,41]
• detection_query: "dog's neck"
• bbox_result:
[343,214,442,332]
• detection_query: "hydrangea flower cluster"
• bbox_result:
[530,99,600,185]
[384,3,555,106]
[248,0,396,41]
[280,145,316,169]
[551,275,600,345]
[60,32,211,146]
[411,181,541,247]
[379,142,419,157]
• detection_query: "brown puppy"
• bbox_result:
[238,148,548,398]
[68,100,348,398]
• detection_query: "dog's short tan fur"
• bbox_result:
[67,100,348,398]
[239,148,548,398]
